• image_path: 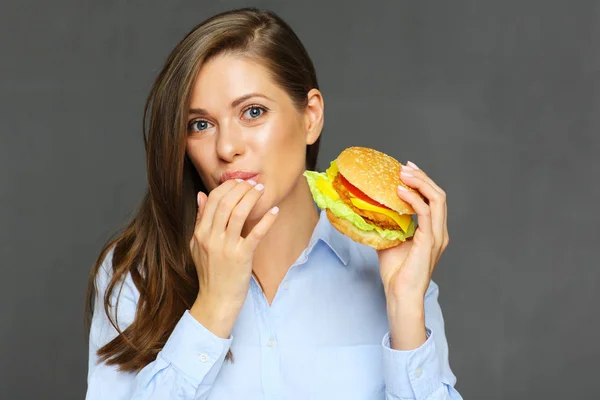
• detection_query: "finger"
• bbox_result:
[443,201,448,244]
[242,206,280,251]
[403,162,445,196]
[397,174,434,240]
[197,179,239,235]
[405,162,450,265]
[406,163,449,249]
[400,170,446,245]
[212,180,259,235]
[191,191,209,252]
[195,191,208,227]
[193,191,209,239]
[225,183,266,246]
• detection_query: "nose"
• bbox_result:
[216,122,245,162]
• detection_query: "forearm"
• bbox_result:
[381,281,462,399]
[387,297,427,351]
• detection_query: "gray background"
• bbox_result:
[1,0,599,399]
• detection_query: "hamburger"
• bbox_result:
[303,146,421,250]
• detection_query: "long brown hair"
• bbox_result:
[84,7,322,373]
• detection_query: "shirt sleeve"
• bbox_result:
[85,248,232,400]
[381,280,463,400]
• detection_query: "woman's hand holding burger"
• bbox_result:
[377,161,450,351]
[303,146,450,351]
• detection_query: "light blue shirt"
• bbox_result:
[86,209,462,399]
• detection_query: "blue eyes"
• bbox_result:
[243,106,265,119]
[193,120,211,131]
[188,105,267,133]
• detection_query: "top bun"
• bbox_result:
[336,147,421,215]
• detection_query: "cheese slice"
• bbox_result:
[326,160,338,181]
[320,159,411,232]
[316,176,339,201]
[349,197,412,232]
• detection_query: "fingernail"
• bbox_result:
[397,185,408,192]
[255,183,265,191]
[270,206,279,214]
[235,178,244,182]
[247,179,257,186]
[407,161,419,170]
[402,165,414,171]
[400,171,413,177]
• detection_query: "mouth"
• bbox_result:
[219,170,260,184]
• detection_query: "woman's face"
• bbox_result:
[185,53,322,221]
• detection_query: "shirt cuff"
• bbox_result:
[160,310,233,386]
[382,328,443,399]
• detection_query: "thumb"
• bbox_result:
[196,191,208,219]
[191,192,208,252]
[196,192,208,224]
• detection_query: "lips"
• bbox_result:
[219,170,259,184]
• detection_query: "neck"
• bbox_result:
[246,176,320,287]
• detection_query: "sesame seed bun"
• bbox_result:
[336,146,421,215]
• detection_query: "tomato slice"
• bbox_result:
[339,174,392,210]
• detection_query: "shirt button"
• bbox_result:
[198,353,209,363]
[282,281,289,289]
[267,338,276,347]
[415,367,423,378]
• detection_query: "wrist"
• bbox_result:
[190,295,239,339]
[386,295,425,319]
[387,299,426,351]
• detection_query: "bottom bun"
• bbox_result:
[326,209,407,250]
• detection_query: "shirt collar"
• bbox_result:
[304,207,351,266]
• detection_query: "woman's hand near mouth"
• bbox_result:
[189,179,279,338]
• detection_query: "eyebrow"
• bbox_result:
[188,93,273,116]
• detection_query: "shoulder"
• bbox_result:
[93,244,140,316]
[90,244,141,344]
[96,244,116,284]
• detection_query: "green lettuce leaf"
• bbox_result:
[303,170,415,241]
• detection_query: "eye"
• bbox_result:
[188,119,213,133]
[242,105,267,120]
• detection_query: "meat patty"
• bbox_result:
[332,174,401,230]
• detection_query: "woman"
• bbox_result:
[85,7,462,400]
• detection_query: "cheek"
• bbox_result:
[265,116,305,159]
[252,113,306,165]
[264,119,307,185]
[186,141,214,186]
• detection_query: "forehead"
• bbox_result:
[189,54,282,108]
